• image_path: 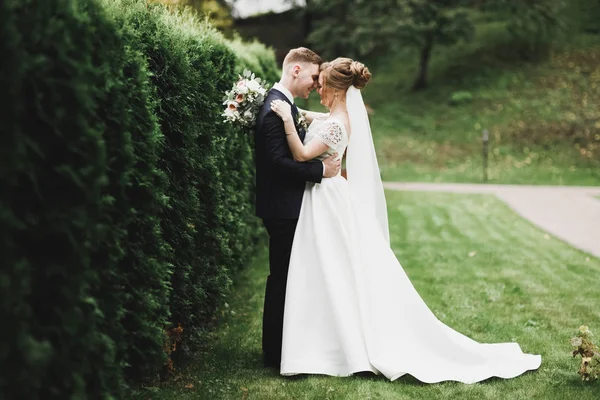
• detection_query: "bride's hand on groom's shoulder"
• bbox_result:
[270,100,292,123]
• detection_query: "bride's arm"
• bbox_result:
[271,100,328,162]
[283,119,329,162]
[297,107,328,124]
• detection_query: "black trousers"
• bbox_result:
[261,217,299,366]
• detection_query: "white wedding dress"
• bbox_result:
[280,87,541,384]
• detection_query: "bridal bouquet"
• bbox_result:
[222,69,269,130]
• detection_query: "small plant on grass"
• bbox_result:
[449,91,473,106]
[571,325,600,382]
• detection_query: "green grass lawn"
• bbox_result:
[140,191,600,399]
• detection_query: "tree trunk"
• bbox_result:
[412,37,433,91]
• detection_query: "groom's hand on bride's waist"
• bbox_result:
[322,153,341,178]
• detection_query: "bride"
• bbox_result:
[268,57,541,384]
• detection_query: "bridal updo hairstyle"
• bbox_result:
[320,58,372,91]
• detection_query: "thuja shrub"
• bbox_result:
[0,0,172,396]
[222,36,278,272]
[97,0,172,385]
[0,0,124,397]
[227,35,280,84]
[108,0,261,347]
[2,0,272,396]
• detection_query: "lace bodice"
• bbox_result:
[303,116,349,162]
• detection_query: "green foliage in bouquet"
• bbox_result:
[571,325,600,382]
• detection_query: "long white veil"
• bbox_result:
[345,86,390,244]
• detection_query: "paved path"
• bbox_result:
[383,182,600,259]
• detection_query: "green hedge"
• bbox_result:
[223,36,278,273]
[227,35,280,84]
[97,1,172,386]
[0,0,278,398]
[0,0,130,397]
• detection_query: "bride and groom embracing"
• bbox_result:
[253,47,541,383]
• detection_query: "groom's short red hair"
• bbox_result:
[283,47,323,68]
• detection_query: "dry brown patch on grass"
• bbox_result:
[503,47,600,162]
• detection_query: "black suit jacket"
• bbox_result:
[254,88,323,219]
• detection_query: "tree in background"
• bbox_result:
[307,0,473,90]
[573,0,600,34]
[306,0,568,90]
[389,1,474,90]
[484,0,566,57]
[187,0,234,32]
[303,0,352,58]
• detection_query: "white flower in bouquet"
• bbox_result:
[246,79,261,91]
[222,69,270,131]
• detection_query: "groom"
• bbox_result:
[254,47,341,369]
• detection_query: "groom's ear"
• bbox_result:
[291,64,301,78]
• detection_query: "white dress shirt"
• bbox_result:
[273,82,294,104]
